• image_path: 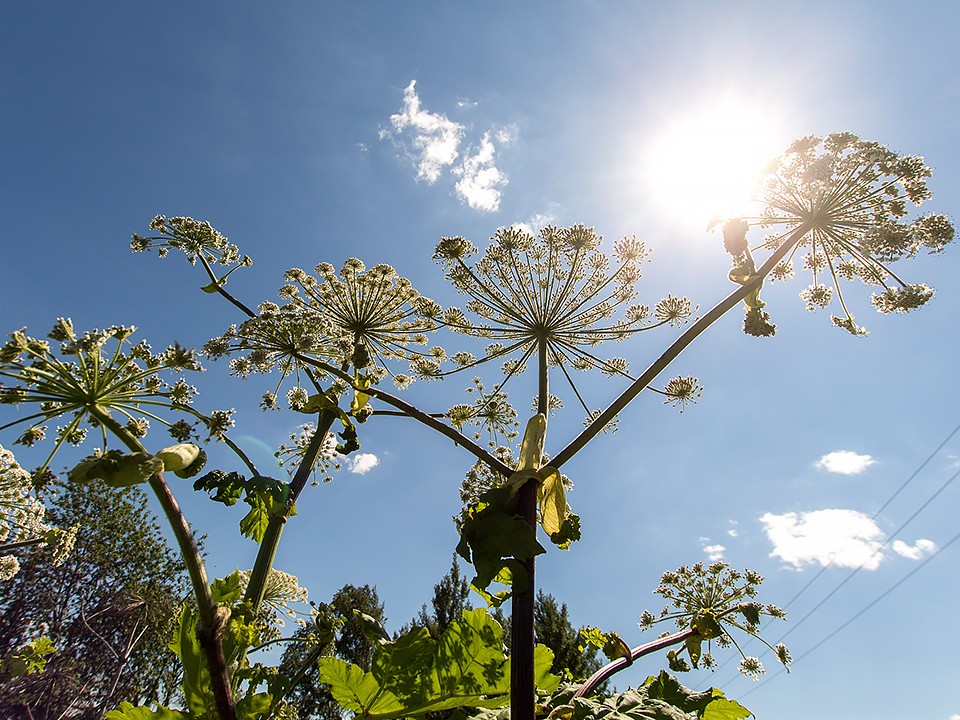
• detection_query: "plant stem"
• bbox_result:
[573,628,699,698]
[511,341,549,720]
[552,223,812,470]
[293,353,513,477]
[87,405,237,720]
[243,407,337,610]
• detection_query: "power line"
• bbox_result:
[699,420,960,689]
[738,523,960,699]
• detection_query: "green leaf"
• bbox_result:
[239,497,272,543]
[536,467,566,536]
[211,570,244,604]
[702,690,752,720]
[236,692,274,720]
[319,608,558,720]
[105,703,189,720]
[457,484,545,601]
[201,279,224,293]
[643,671,714,715]
[168,606,215,716]
[193,470,246,506]
[318,657,404,716]
[551,512,581,549]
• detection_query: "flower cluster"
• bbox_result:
[434,225,692,411]
[446,377,520,450]
[639,562,790,679]
[274,423,343,483]
[203,301,347,402]
[0,445,77,579]
[0,321,231,466]
[732,133,954,335]
[131,215,250,268]
[237,567,310,640]
[277,260,442,385]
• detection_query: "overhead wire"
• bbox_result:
[695,419,960,689]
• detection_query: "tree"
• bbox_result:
[280,584,385,720]
[407,556,472,640]
[0,476,188,719]
[533,591,601,683]
[492,591,601,683]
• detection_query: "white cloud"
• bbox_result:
[346,453,379,474]
[453,132,508,211]
[892,538,937,560]
[703,544,726,561]
[383,80,464,183]
[948,714,960,720]
[511,209,559,236]
[815,450,876,475]
[727,519,739,538]
[382,81,514,212]
[760,509,886,570]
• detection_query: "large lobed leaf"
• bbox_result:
[318,608,559,719]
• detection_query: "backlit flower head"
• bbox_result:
[640,562,790,676]
[434,225,690,409]
[0,322,228,466]
[727,133,954,335]
[447,377,520,449]
[132,215,251,268]
[279,261,442,383]
[1,445,46,549]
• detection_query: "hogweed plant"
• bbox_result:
[0,131,952,720]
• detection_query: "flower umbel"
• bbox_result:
[434,225,691,413]
[0,322,228,467]
[279,261,442,383]
[640,562,790,676]
[728,133,954,335]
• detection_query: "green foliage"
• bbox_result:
[532,593,603,682]
[456,483,545,606]
[1,636,56,676]
[193,471,295,542]
[545,672,749,720]
[280,583,385,720]
[318,608,559,719]
[107,703,190,719]
[0,478,187,718]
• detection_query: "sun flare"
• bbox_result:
[640,98,787,230]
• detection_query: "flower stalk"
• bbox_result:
[86,404,238,720]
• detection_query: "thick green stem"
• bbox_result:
[88,405,237,720]
[573,628,698,699]
[552,223,812,470]
[243,409,337,610]
[511,341,549,720]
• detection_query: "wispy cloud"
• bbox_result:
[381,81,514,212]
[815,450,876,475]
[704,544,726,561]
[511,208,560,236]
[453,132,508,211]
[892,538,937,560]
[382,80,463,183]
[346,453,379,474]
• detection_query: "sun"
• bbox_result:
[639,97,787,231]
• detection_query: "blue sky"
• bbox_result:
[2,2,959,718]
